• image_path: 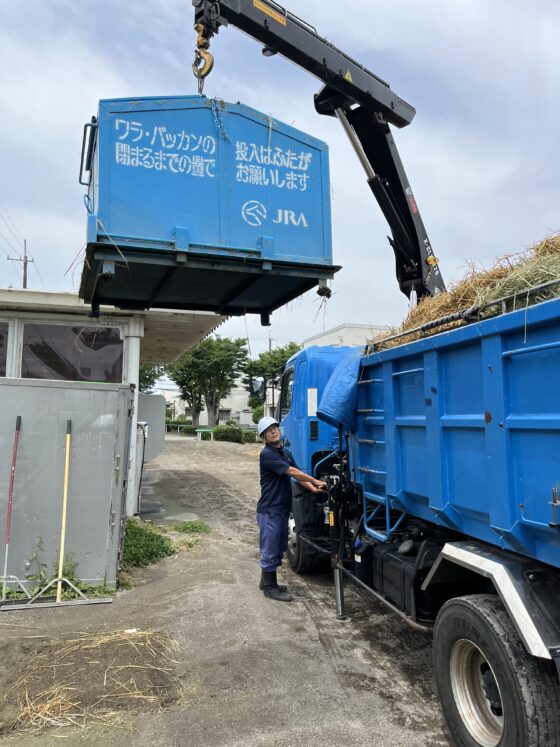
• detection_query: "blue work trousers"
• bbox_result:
[257,511,289,571]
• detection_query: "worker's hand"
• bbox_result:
[304,482,323,494]
[304,480,326,493]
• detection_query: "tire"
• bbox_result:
[433,594,560,747]
[286,510,317,574]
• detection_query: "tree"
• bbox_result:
[244,342,301,408]
[168,337,248,427]
[139,363,165,393]
[198,337,248,426]
[252,403,264,424]
[167,357,204,427]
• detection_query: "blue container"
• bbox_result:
[79,95,337,318]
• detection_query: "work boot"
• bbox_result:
[259,569,288,593]
[261,571,292,602]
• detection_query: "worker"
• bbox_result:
[257,416,327,602]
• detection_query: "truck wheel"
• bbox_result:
[287,511,317,573]
[433,594,560,747]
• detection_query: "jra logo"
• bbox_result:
[272,209,309,228]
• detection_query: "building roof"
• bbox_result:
[0,288,225,363]
[303,322,388,348]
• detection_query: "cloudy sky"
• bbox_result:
[1,0,559,356]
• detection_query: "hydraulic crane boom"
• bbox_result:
[192,0,445,298]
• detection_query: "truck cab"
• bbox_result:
[275,345,353,476]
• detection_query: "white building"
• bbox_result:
[303,322,388,349]
[158,381,253,426]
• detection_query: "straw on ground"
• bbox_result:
[0,629,182,735]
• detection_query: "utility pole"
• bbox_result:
[7,239,33,289]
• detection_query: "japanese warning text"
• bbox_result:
[113,119,316,190]
[235,141,313,191]
[114,120,217,177]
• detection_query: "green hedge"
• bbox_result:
[166,423,197,435]
[180,425,197,435]
[242,430,258,444]
[165,418,192,425]
[213,425,242,443]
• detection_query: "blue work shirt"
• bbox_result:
[258,443,297,515]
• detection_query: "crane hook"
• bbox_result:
[192,23,214,94]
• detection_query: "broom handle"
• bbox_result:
[2,416,21,602]
[56,420,72,604]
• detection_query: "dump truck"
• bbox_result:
[189,4,560,744]
[277,294,560,747]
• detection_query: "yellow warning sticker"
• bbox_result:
[344,69,353,83]
[253,0,287,26]
[329,511,335,527]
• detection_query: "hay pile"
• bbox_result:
[374,234,560,349]
[0,629,182,734]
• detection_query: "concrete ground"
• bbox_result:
[1,437,452,747]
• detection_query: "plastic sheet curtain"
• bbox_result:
[21,324,123,383]
[317,348,362,431]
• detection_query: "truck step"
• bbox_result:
[364,490,387,505]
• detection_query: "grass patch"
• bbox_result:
[121,519,176,568]
[175,536,200,550]
[171,520,211,534]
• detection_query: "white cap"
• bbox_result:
[257,416,280,436]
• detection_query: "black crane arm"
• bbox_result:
[192,0,445,298]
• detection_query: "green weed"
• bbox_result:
[121,519,176,568]
[171,520,211,534]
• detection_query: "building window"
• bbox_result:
[21,324,123,383]
[0,322,7,376]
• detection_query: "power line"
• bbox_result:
[0,202,25,245]
[0,235,22,285]
[0,204,29,287]
[0,228,21,256]
[0,208,24,248]
[0,238,10,259]
[0,201,24,239]
[1,255,23,285]
[32,262,47,291]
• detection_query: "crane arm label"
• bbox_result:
[253,0,287,26]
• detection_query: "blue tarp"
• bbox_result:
[317,348,362,431]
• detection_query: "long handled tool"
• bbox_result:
[1,416,31,602]
[56,419,72,603]
[2,419,112,611]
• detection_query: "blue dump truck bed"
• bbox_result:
[352,297,560,568]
